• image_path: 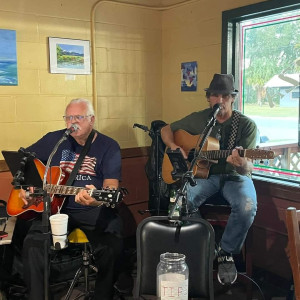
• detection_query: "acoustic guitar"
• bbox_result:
[7,158,125,220]
[161,129,275,184]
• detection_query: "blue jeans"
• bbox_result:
[186,174,257,254]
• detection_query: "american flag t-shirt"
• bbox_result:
[60,149,97,176]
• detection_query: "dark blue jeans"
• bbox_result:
[187,174,257,254]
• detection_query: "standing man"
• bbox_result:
[161,74,257,285]
[17,98,123,299]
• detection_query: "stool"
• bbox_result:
[199,194,253,300]
[64,229,98,300]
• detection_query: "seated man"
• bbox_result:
[161,74,257,285]
[13,98,123,300]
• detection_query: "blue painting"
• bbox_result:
[181,61,197,92]
[0,29,18,86]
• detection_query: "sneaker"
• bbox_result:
[217,248,237,285]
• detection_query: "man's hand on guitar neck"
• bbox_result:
[75,179,119,207]
[75,184,99,207]
[227,146,253,175]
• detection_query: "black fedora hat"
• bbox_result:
[204,73,238,95]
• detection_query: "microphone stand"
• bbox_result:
[168,109,219,220]
[42,128,74,300]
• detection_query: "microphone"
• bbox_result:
[64,124,79,136]
[133,123,149,132]
[210,103,222,119]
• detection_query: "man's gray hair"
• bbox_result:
[66,98,95,116]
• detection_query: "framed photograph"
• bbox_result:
[181,61,197,92]
[49,37,91,74]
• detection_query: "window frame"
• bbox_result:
[222,0,300,76]
[221,0,300,185]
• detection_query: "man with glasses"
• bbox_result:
[161,74,257,285]
[12,98,123,300]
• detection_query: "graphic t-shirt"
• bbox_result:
[26,129,122,227]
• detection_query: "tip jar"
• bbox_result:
[156,252,189,299]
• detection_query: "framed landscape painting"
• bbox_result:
[49,37,91,74]
[0,29,18,86]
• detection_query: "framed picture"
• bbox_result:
[49,37,91,74]
[0,29,18,86]
[181,61,197,92]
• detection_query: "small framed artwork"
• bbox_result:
[181,61,197,92]
[49,37,91,74]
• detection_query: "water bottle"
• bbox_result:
[157,252,189,299]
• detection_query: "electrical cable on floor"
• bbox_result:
[237,272,266,300]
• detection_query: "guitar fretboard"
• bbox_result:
[200,149,245,160]
[45,184,90,196]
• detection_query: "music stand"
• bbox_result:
[2,149,51,300]
[2,150,42,188]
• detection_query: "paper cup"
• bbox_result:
[49,213,68,249]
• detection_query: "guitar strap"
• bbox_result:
[227,110,241,150]
[65,129,95,186]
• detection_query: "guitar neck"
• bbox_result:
[45,184,87,196]
[44,184,120,205]
[202,149,245,160]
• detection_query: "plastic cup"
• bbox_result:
[49,213,68,249]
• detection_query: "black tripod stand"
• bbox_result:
[10,147,52,300]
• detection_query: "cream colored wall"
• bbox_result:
[0,0,94,158]
[0,0,163,157]
[161,0,267,123]
[93,2,162,148]
[0,0,266,159]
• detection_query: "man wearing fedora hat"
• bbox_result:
[161,73,257,285]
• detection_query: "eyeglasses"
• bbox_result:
[63,115,92,122]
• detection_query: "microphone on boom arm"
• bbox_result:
[211,103,222,119]
[64,124,79,136]
[207,103,222,125]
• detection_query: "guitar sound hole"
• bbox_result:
[196,158,210,169]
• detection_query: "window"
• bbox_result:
[222,0,300,184]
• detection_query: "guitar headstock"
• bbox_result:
[91,187,128,208]
[245,149,275,159]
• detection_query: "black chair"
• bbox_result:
[135,216,215,299]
